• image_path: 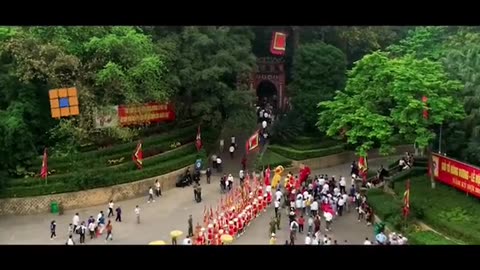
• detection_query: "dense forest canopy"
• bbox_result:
[1,25,480,179]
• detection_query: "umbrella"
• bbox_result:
[149,240,166,245]
[220,234,233,244]
[170,230,183,238]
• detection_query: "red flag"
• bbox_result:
[133,141,143,169]
[403,179,410,218]
[265,166,271,186]
[246,130,260,154]
[358,155,368,181]
[270,32,287,56]
[40,148,48,179]
[195,126,202,151]
[422,96,428,119]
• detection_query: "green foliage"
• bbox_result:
[318,51,465,156]
[270,110,305,144]
[408,231,459,245]
[289,42,347,131]
[0,146,198,198]
[268,144,345,161]
[173,26,256,128]
[255,148,292,170]
[393,176,480,244]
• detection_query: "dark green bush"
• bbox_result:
[7,144,196,188]
[255,149,292,170]
[32,125,196,167]
[268,144,345,161]
[393,176,480,244]
[0,153,197,198]
[408,231,459,245]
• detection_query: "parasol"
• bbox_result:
[220,234,233,244]
[170,230,183,238]
[149,240,166,245]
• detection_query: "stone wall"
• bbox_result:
[0,164,193,216]
[291,145,414,170]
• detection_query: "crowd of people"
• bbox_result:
[268,167,408,245]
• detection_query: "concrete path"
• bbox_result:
[0,156,396,245]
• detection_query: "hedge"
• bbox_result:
[285,139,339,151]
[0,152,199,198]
[7,144,197,188]
[34,125,197,167]
[408,231,459,245]
[367,188,460,245]
[255,149,292,170]
[268,144,345,161]
[28,135,195,175]
[393,176,480,244]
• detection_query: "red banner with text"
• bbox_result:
[118,102,175,126]
[432,153,480,198]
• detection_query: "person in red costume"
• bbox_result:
[228,221,235,236]
[238,213,245,236]
[299,164,311,185]
[253,200,258,217]
[266,191,272,205]
[196,228,206,245]
[233,218,239,237]
[207,224,214,245]
[257,186,263,198]
[258,196,264,212]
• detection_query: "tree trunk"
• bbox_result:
[291,26,300,52]
[428,147,436,189]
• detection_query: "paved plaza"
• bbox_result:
[0,156,397,245]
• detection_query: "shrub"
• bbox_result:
[268,144,345,161]
[0,152,197,198]
[408,231,459,245]
[7,144,196,188]
[33,125,196,167]
[285,139,339,151]
[393,176,480,244]
[255,149,292,170]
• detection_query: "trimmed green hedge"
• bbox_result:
[285,139,339,151]
[34,125,197,168]
[7,144,197,188]
[268,144,345,161]
[393,176,480,244]
[255,149,292,170]
[0,152,200,198]
[408,231,459,245]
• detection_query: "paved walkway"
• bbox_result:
[0,156,397,245]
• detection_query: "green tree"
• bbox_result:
[173,26,256,129]
[289,42,347,132]
[317,52,464,158]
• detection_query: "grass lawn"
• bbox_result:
[393,176,480,244]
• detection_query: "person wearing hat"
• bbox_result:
[269,233,276,245]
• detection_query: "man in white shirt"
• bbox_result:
[88,221,96,239]
[307,216,314,235]
[72,213,80,233]
[216,157,222,172]
[322,183,329,194]
[274,199,281,217]
[312,236,319,245]
[219,139,224,153]
[147,187,155,203]
[275,189,283,202]
[108,200,114,217]
[337,196,345,216]
[339,177,347,194]
[231,136,236,145]
[229,145,235,159]
[342,193,349,212]
[319,177,325,186]
[305,233,312,245]
[135,205,140,224]
[364,237,372,245]
[324,212,333,231]
[262,120,267,129]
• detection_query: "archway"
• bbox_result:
[256,80,278,109]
